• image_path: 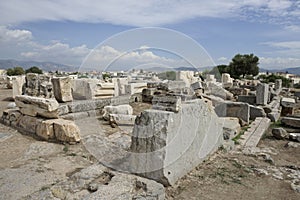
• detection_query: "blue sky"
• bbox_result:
[0,0,300,70]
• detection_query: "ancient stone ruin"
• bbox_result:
[1,69,300,198]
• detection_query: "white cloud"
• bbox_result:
[0,0,299,26]
[0,26,32,42]
[260,57,300,69]
[82,45,188,71]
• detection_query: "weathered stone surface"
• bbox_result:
[142,88,156,103]
[6,102,16,109]
[57,104,69,115]
[215,101,250,124]
[109,114,136,126]
[51,77,73,102]
[17,115,41,134]
[238,95,256,105]
[272,128,288,140]
[275,79,282,92]
[102,104,133,120]
[249,105,266,120]
[201,94,224,107]
[281,97,296,116]
[60,112,89,121]
[46,164,165,200]
[191,81,203,90]
[281,117,300,128]
[15,95,59,118]
[25,73,53,98]
[68,100,96,113]
[130,99,223,186]
[268,111,281,122]
[152,95,181,112]
[159,81,186,91]
[53,119,81,143]
[176,71,199,87]
[221,117,241,140]
[72,79,94,100]
[12,75,25,98]
[36,120,55,140]
[256,83,269,105]
[289,133,300,142]
[241,117,271,148]
[221,73,233,88]
[207,82,234,100]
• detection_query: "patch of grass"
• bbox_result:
[63,145,69,153]
[232,160,242,169]
[270,121,282,128]
[232,125,249,144]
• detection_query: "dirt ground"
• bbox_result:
[0,88,299,199]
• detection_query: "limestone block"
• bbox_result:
[221,117,241,140]
[152,95,181,113]
[17,115,41,134]
[51,77,73,102]
[191,81,203,90]
[176,71,198,87]
[272,127,288,139]
[159,81,186,91]
[281,117,300,128]
[256,83,269,105]
[249,105,266,120]
[36,119,56,140]
[57,104,69,115]
[53,119,81,143]
[275,79,282,92]
[130,99,223,186]
[208,82,234,100]
[12,75,25,98]
[102,104,133,120]
[72,79,94,100]
[268,111,281,122]
[238,95,256,105]
[15,95,59,118]
[109,114,136,126]
[215,101,250,124]
[289,133,300,142]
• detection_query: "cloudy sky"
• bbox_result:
[0,0,300,70]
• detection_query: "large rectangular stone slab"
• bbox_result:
[130,99,223,186]
[256,83,269,105]
[15,95,59,119]
[281,117,300,128]
[152,95,181,112]
[215,101,250,124]
[51,77,73,102]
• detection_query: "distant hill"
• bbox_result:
[0,59,77,72]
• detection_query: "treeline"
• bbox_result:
[6,66,43,76]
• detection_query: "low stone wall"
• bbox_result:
[58,95,131,120]
[1,109,80,144]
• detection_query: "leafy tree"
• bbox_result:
[102,73,111,80]
[229,54,259,79]
[6,66,25,76]
[25,66,43,74]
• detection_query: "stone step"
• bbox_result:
[241,117,270,148]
